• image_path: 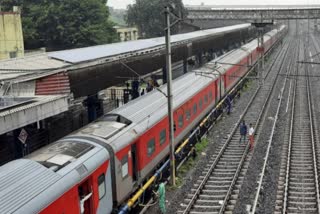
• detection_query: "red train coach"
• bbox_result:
[0,25,286,214]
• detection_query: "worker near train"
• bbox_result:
[249,123,255,150]
[226,95,232,114]
[239,120,247,144]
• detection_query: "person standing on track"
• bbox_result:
[249,123,255,150]
[239,120,247,144]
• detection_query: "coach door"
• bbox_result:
[78,179,93,214]
[131,144,138,182]
[215,80,219,102]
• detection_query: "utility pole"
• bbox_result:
[256,28,264,86]
[165,5,176,186]
[308,14,310,45]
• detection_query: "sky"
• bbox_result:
[108,0,319,9]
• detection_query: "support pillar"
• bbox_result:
[256,30,265,86]
[183,58,188,74]
[307,16,310,45]
[197,52,203,67]
[261,33,264,83]
[162,67,167,84]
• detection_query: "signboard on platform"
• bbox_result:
[18,128,28,144]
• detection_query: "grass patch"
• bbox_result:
[168,138,210,190]
[242,80,252,92]
[195,137,209,153]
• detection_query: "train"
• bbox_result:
[0,25,286,214]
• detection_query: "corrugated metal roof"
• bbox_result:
[0,53,70,82]
[35,72,71,95]
[0,95,68,117]
[0,95,69,135]
[0,159,61,213]
[48,24,251,64]
[0,53,69,71]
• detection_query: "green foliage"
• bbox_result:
[195,137,209,153]
[126,0,186,38]
[1,0,117,50]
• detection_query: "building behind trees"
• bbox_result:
[0,6,24,60]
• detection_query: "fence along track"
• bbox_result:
[178,35,290,214]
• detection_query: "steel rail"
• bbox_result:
[282,38,320,213]
[219,38,292,214]
[181,85,260,214]
[281,38,299,214]
[250,36,296,214]
[305,40,320,213]
[181,31,288,214]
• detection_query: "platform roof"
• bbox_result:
[0,23,250,84]
[48,24,250,64]
[0,95,69,135]
[0,23,251,84]
[0,53,70,82]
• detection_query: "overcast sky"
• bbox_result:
[108,0,319,9]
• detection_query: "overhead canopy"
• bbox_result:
[48,24,251,64]
[0,95,69,135]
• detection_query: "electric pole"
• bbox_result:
[165,5,176,186]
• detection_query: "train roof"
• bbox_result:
[72,25,285,152]
[0,140,109,213]
[0,159,61,213]
[75,53,243,151]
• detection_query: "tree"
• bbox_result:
[1,0,117,50]
[126,0,186,38]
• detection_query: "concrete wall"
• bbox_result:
[0,9,24,60]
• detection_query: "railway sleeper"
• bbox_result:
[187,194,225,200]
[288,195,318,202]
[190,187,228,192]
[192,184,231,189]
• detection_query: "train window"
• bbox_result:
[121,155,129,179]
[209,91,213,100]
[147,138,155,157]
[98,174,106,200]
[205,94,208,104]
[193,103,197,114]
[178,115,184,128]
[159,129,166,145]
[199,99,203,109]
[186,109,191,121]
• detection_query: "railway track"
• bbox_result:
[274,38,320,213]
[178,36,290,214]
[248,34,298,213]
